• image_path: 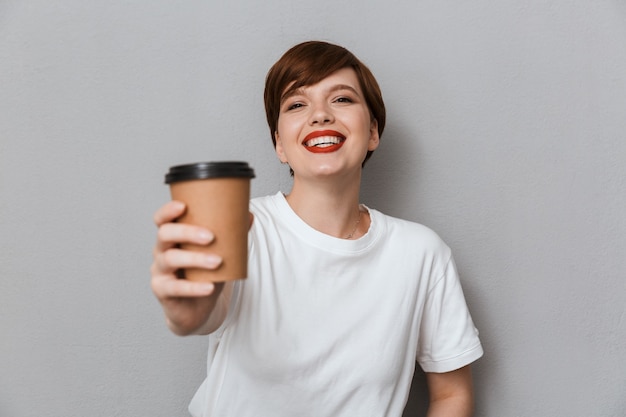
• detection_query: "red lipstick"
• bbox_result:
[303,130,344,143]
[302,130,346,153]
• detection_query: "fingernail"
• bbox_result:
[198,230,214,242]
[205,255,222,267]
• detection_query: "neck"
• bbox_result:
[285,173,365,239]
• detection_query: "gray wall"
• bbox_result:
[1,1,625,416]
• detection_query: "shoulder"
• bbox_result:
[250,192,279,210]
[248,192,288,240]
[371,209,451,257]
[249,192,282,220]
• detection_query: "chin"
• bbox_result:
[313,164,361,178]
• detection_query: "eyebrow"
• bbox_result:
[281,84,361,104]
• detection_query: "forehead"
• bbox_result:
[281,67,363,100]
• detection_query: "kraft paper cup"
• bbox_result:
[165,161,255,282]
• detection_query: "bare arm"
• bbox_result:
[425,365,475,417]
[150,201,233,336]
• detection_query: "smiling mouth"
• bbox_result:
[303,136,345,153]
[302,131,346,153]
[304,136,344,148]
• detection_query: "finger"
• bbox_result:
[155,248,222,273]
[153,200,186,226]
[156,223,214,251]
[151,273,216,298]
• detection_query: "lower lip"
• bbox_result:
[304,141,345,153]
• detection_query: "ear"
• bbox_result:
[274,131,288,163]
[368,119,380,151]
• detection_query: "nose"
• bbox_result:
[309,102,334,125]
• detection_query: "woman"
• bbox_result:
[151,41,483,417]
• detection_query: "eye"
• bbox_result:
[287,102,304,110]
[283,101,305,112]
[334,96,354,104]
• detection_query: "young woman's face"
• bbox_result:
[274,67,379,179]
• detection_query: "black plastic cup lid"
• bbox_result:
[165,161,255,184]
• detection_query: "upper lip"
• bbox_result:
[302,130,345,145]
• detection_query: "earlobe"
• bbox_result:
[368,120,380,151]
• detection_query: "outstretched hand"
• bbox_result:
[150,200,225,335]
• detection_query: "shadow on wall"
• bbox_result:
[361,121,423,218]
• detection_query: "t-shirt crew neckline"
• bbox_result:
[271,191,381,254]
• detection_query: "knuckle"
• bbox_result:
[150,277,161,296]
[162,249,178,268]
[156,224,171,242]
[153,206,168,226]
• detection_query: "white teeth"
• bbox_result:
[305,136,342,147]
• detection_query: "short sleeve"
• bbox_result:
[417,255,483,373]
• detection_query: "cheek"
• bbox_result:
[275,118,301,145]
[275,117,287,138]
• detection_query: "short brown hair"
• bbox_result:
[264,41,386,165]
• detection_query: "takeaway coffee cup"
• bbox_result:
[164,161,255,282]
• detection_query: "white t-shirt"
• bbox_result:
[189,192,483,417]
